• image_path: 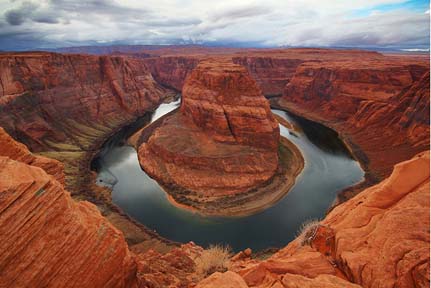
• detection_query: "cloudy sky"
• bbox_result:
[0,0,429,50]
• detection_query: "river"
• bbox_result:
[95,99,364,251]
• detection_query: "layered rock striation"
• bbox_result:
[180,60,280,149]
[0,51,179,254]
[0,128,137,287]
[198,151,430,288]
[137,59,303,215]
[278,58,429,182]
[0,51,170,194]
[0,48,429,287]
[135,50,429,186]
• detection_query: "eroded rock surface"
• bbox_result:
[279,57,429,181]
[0,51,179,255]
[205,151,429,288]
[0,140,137,287]
[0,48,429,287]
[0,52,170,194]
[136,59,304,215]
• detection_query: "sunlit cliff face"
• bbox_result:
[0,0,429,50]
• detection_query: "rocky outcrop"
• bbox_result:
[0,48,429,287]
[128,49,428,184]
[0,127,65,185]
[279,57,429,181]
[321,150,429,287]
[0,142,137,287]
[181,59,279,149]
[0,128,205,287]
[0,51,179,255]
[137,59,303,215]
[1,125,428,287]
[196,271,248,288]
[196,151,429,288]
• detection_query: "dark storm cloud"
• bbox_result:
[0,30,52,50]
[144,18,202,28]
[4,1,62,26]
[210,5,272,22]
[5,1,38,25]
[32,15,60,24]
[49,0,152,19]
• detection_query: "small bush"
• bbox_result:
[195,244,232,280]
[297,219,320,246]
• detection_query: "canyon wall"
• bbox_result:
[143,56,199,91]
[232,56,306,97]
[0,49,429,287]
[135,50,429,183]
[0,52,171,194]
[279,57,429,181]
[0,51,180,255]
[0,127,205,287]
[1,125,427,287]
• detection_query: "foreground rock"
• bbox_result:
[0,127,205,287]
[0,134,137,287]
[0,51,178,253]
[137,59,303,216]
[204,151,429,288]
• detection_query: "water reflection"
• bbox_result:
[97,102,364,251]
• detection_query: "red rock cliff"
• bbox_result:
[279,56,429,180]
[197,151,430,288]
[143,56,199,91]
[0,52,170,194]
[181,59,279,149]
[0,127,138,287]
[137,59,288,215]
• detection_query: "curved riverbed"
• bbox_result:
[96,100,364,251]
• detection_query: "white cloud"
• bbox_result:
[0,0,429,50]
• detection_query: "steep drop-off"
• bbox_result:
[1,126,427,287]
[135,50,429,186]
[137,59,303,216]
[279,58,429,182]
[0,127,208,287]
[0,52,171,193]
[0,128,137,287]
[201,151,429,288]
[0,51,179,252]
[0,48,429,287]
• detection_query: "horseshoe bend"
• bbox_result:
[0,46,429,288]
[136,59,303,216]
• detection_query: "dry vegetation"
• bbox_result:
[297,219,320,246]
[194,244,232,280]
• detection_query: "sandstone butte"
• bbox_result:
[136,59,304,216]
[0,48,429,287]
[140,49,429,187]
[0,126,428,287]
